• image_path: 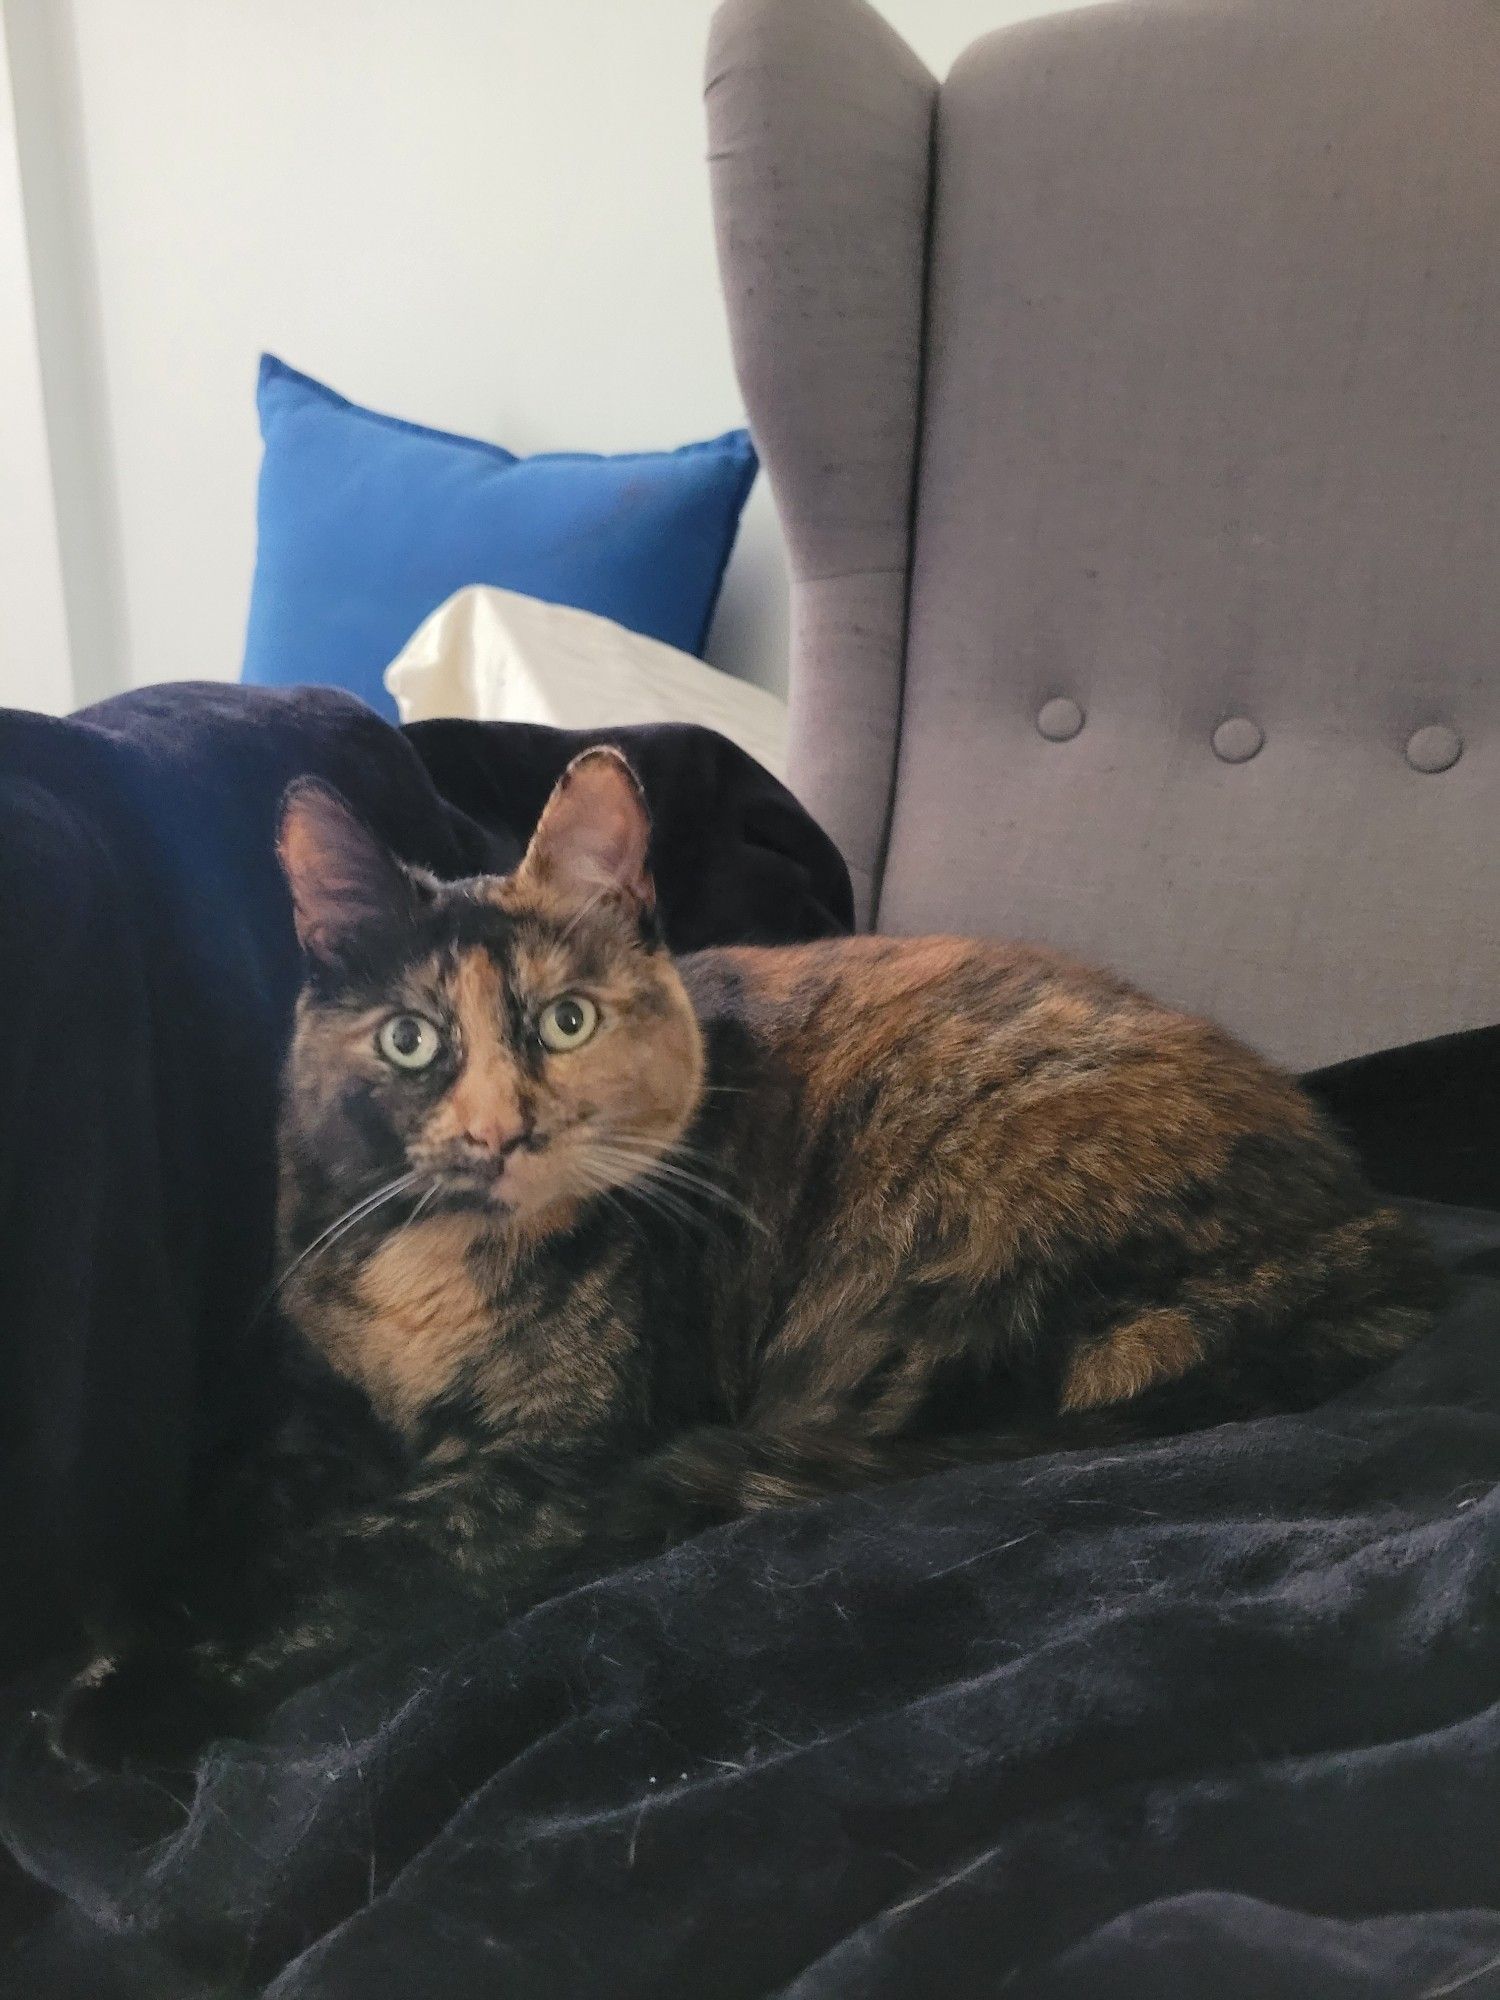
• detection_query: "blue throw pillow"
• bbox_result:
[242,355,758,720]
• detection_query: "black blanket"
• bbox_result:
[1,685,1496,1998]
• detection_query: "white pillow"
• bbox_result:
[384,585,789,780]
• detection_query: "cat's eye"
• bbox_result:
[377,1013,443,1071]
[538,994,598,1053]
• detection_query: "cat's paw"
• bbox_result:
[49,1647,247,1774]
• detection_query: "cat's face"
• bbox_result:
[276,749,704,1240]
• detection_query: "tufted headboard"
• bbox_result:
[705,0,1499,1069]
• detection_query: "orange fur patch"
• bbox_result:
[425,950,524,1150]
[333,1213,499,1426]
[1060,1310,1204,1412]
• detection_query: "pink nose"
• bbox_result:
[461,1120,527,1160]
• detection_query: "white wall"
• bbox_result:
[0,20,73,714]
[2,0,1095,714]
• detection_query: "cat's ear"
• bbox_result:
[277,781,419,963]
[517,747,655,913]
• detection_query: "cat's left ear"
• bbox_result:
[277,780,421,964]
[517,747,655,914]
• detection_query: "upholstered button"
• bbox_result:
[1405,724,1462,773]
[1037,697,1084,742]
[1211,717,1264,764]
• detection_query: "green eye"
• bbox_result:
[377,1013,443,1070]
[538,994,598,1053]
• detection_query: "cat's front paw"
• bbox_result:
[50,1647,248,1774]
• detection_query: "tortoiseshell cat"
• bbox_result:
[63,747,1441,1755]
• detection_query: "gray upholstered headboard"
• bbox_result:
[705,0,1498,1070]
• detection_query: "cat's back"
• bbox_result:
[686,932,1347,1236]
[686,932,1095,1033]
[683,932,1243,1103]
[683,933,1439,1418]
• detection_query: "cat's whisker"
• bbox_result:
[623,1181,719,1237]
[593,1130,731,1163]
[389,1178,442,1243]
[294,1184,422,1275]
[572,1144,721,1236]
[580,1144,712,1200]
[273,1172,423,1293]
[616,1133,747,1177]
[652,1182,764,1238]
[568,1160,648,1232]
[561,1160,650,1240]
[585,1148,742,1215]
[624,1172,711,1225]
[586,1136,767,1234]
[645,1165,764,1230]
[579,1141,755,1238]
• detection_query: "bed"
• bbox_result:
[1,0,1497,1992]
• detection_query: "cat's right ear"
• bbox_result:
[277,781,418,966]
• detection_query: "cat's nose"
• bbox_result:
[461,1119,528,1161]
